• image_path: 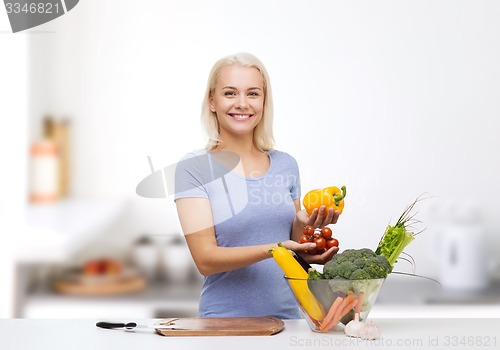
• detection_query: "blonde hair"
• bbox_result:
[201,52,275,152]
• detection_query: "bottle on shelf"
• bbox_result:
[29,116,71,203]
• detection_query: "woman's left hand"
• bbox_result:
[299,246,339,265]
[282,240,339,265]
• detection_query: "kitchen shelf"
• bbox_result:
[23,280,202,319]
[377,276,500,305]
[23,278,500,319]
[16,199,127,262]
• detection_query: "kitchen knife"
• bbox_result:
[291,251,312,272]
[96,321,184,330]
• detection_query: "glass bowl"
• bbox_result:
[284,276,385,333]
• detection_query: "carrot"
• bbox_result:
[321,295,358,332]
[320,294,354,331]
[320,296,343,329]
[354,291,365,315]
[337,297,358,322]
[310,318,322,328]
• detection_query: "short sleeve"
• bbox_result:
[288,154,301,201]
[173,151,209,201]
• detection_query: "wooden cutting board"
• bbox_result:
[155,317,284,336]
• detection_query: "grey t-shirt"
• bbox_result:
[174,149,302,319]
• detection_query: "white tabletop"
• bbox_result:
[1,318,499,350]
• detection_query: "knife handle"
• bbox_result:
[96,322,137,329]
[292,252,312,272]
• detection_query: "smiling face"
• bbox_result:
[209,65,265,141]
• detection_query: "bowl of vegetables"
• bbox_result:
[283,248,390,333]
[272,195,429,334]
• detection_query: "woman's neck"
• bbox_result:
[216,133,269,177]
[218,133,261,157]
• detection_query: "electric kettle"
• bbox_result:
[430,201,490,290]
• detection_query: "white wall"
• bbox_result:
[26,0,500,278]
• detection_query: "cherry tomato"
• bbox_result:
[314,237,326,250]
[326,238,339,249]
[313,231,321,239]
[299,235,313,244]
[321,227,333,239]
[303,225,315,236]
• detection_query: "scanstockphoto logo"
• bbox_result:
[4,0,79,33]
[136,152,249,229]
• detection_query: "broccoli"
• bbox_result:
[323,248,392,280]
[365,255,393,279]
[350,269,371,280]
[307,267,323,280]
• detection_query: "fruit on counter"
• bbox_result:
[303,185,347,215]
[269,244,326,321]
[299,225,339,255]
[83,258,123,276]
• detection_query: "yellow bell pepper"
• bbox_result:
[270,244,325,321]
[303,185,347,215]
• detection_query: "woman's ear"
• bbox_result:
[209,95,216,112]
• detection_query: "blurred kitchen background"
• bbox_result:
[1,0,500,319]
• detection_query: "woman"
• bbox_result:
[174,53,340,319]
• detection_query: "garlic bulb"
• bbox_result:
[344,313,364,338]
[359,320,381,340]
